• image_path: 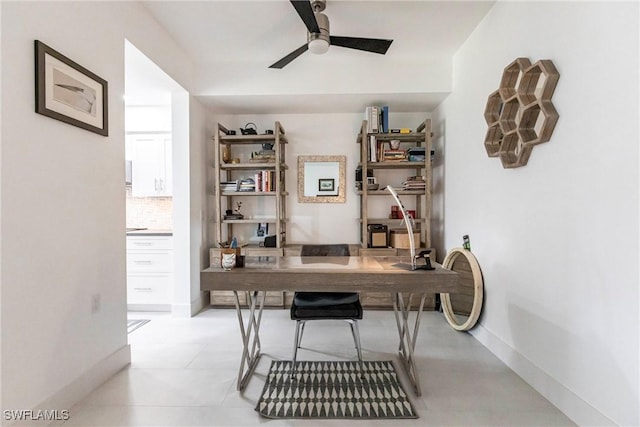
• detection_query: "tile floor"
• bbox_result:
[64,308,576,426]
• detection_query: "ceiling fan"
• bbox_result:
[269,0,393,69]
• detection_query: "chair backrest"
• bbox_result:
[300,244,350,257]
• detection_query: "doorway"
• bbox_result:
[124,40,189,314]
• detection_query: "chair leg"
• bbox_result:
[348,320,365,376]
[298,321,306,348]
[291,320,305,378]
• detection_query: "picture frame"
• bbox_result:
[35,40,108,136]
[318,178,335,192]
[256,222,269,237]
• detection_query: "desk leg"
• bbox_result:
[233,290,265,391]
[392,292,427,396]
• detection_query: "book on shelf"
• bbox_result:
[364,106,380,133]
[369,135,377,162]
[254,170,276,192]
[381,106,389,133]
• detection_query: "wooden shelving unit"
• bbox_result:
[356,118,433,250]
[212,122,288,251]
[210,122,288,308]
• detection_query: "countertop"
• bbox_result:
[126,228,173,236]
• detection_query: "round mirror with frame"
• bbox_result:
[440,247,483,331]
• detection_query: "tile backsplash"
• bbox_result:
[126,187,173,229]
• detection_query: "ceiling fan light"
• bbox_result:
[308,38,329,55]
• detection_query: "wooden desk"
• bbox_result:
[200,256,460,396]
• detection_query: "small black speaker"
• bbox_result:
[367,224,388,248]
[264,235,277,248]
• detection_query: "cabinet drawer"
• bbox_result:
[127,252,173,273]
[209,290,284,308]
[243,248,283,257]
[127,236,173,250]
[127,274,171,304]
[359,248,398,256]
[360,292,393,308]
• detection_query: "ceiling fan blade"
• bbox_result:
[269,44,309,69]
[330,36,393,54]
[290,0,320,34]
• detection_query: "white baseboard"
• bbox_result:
[20,345,131,426]
[470,324,614,426]
[127,303,171,312]
[172,293,207,317]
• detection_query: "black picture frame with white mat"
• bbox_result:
[318,178,335,192]
[256,222,269,237]
[35,40,108,136]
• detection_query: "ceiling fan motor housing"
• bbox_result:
[307,11,330,53]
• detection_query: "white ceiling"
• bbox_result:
[132,0,495,113]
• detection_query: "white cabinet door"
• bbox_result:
[129,133,172,197]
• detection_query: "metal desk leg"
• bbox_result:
[392,292,427,396]
[233,290,265,391]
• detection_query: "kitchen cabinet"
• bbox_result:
[128,133,172,197]
[126,234,173,310]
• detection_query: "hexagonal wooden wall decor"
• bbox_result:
[483,58,560,168]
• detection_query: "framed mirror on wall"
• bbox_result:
[298,155,346,203]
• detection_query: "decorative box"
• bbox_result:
[389,229,420,249]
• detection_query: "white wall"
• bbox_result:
[208,112,428,247]
[0,1,207,415]
[432,2,639,425]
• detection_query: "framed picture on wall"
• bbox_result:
[34,40,108,136]
[318,178,335,192]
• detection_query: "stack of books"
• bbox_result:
[238,178,255,192]
[403,176,426,190]
[383,149,408,162]
[221,180,238,192]
[250,150,275,163]
[407,147,425,162]
[407,147,435,162]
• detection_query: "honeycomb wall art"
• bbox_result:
[484,58,560,168]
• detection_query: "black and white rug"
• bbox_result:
[256,360,417,419]
[127,319,150,334]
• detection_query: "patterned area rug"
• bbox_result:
[256,360,417,419]
[127,319,149,334]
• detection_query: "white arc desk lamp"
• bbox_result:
[386,186,434,271]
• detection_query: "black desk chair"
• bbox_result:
[290,244,364,377]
